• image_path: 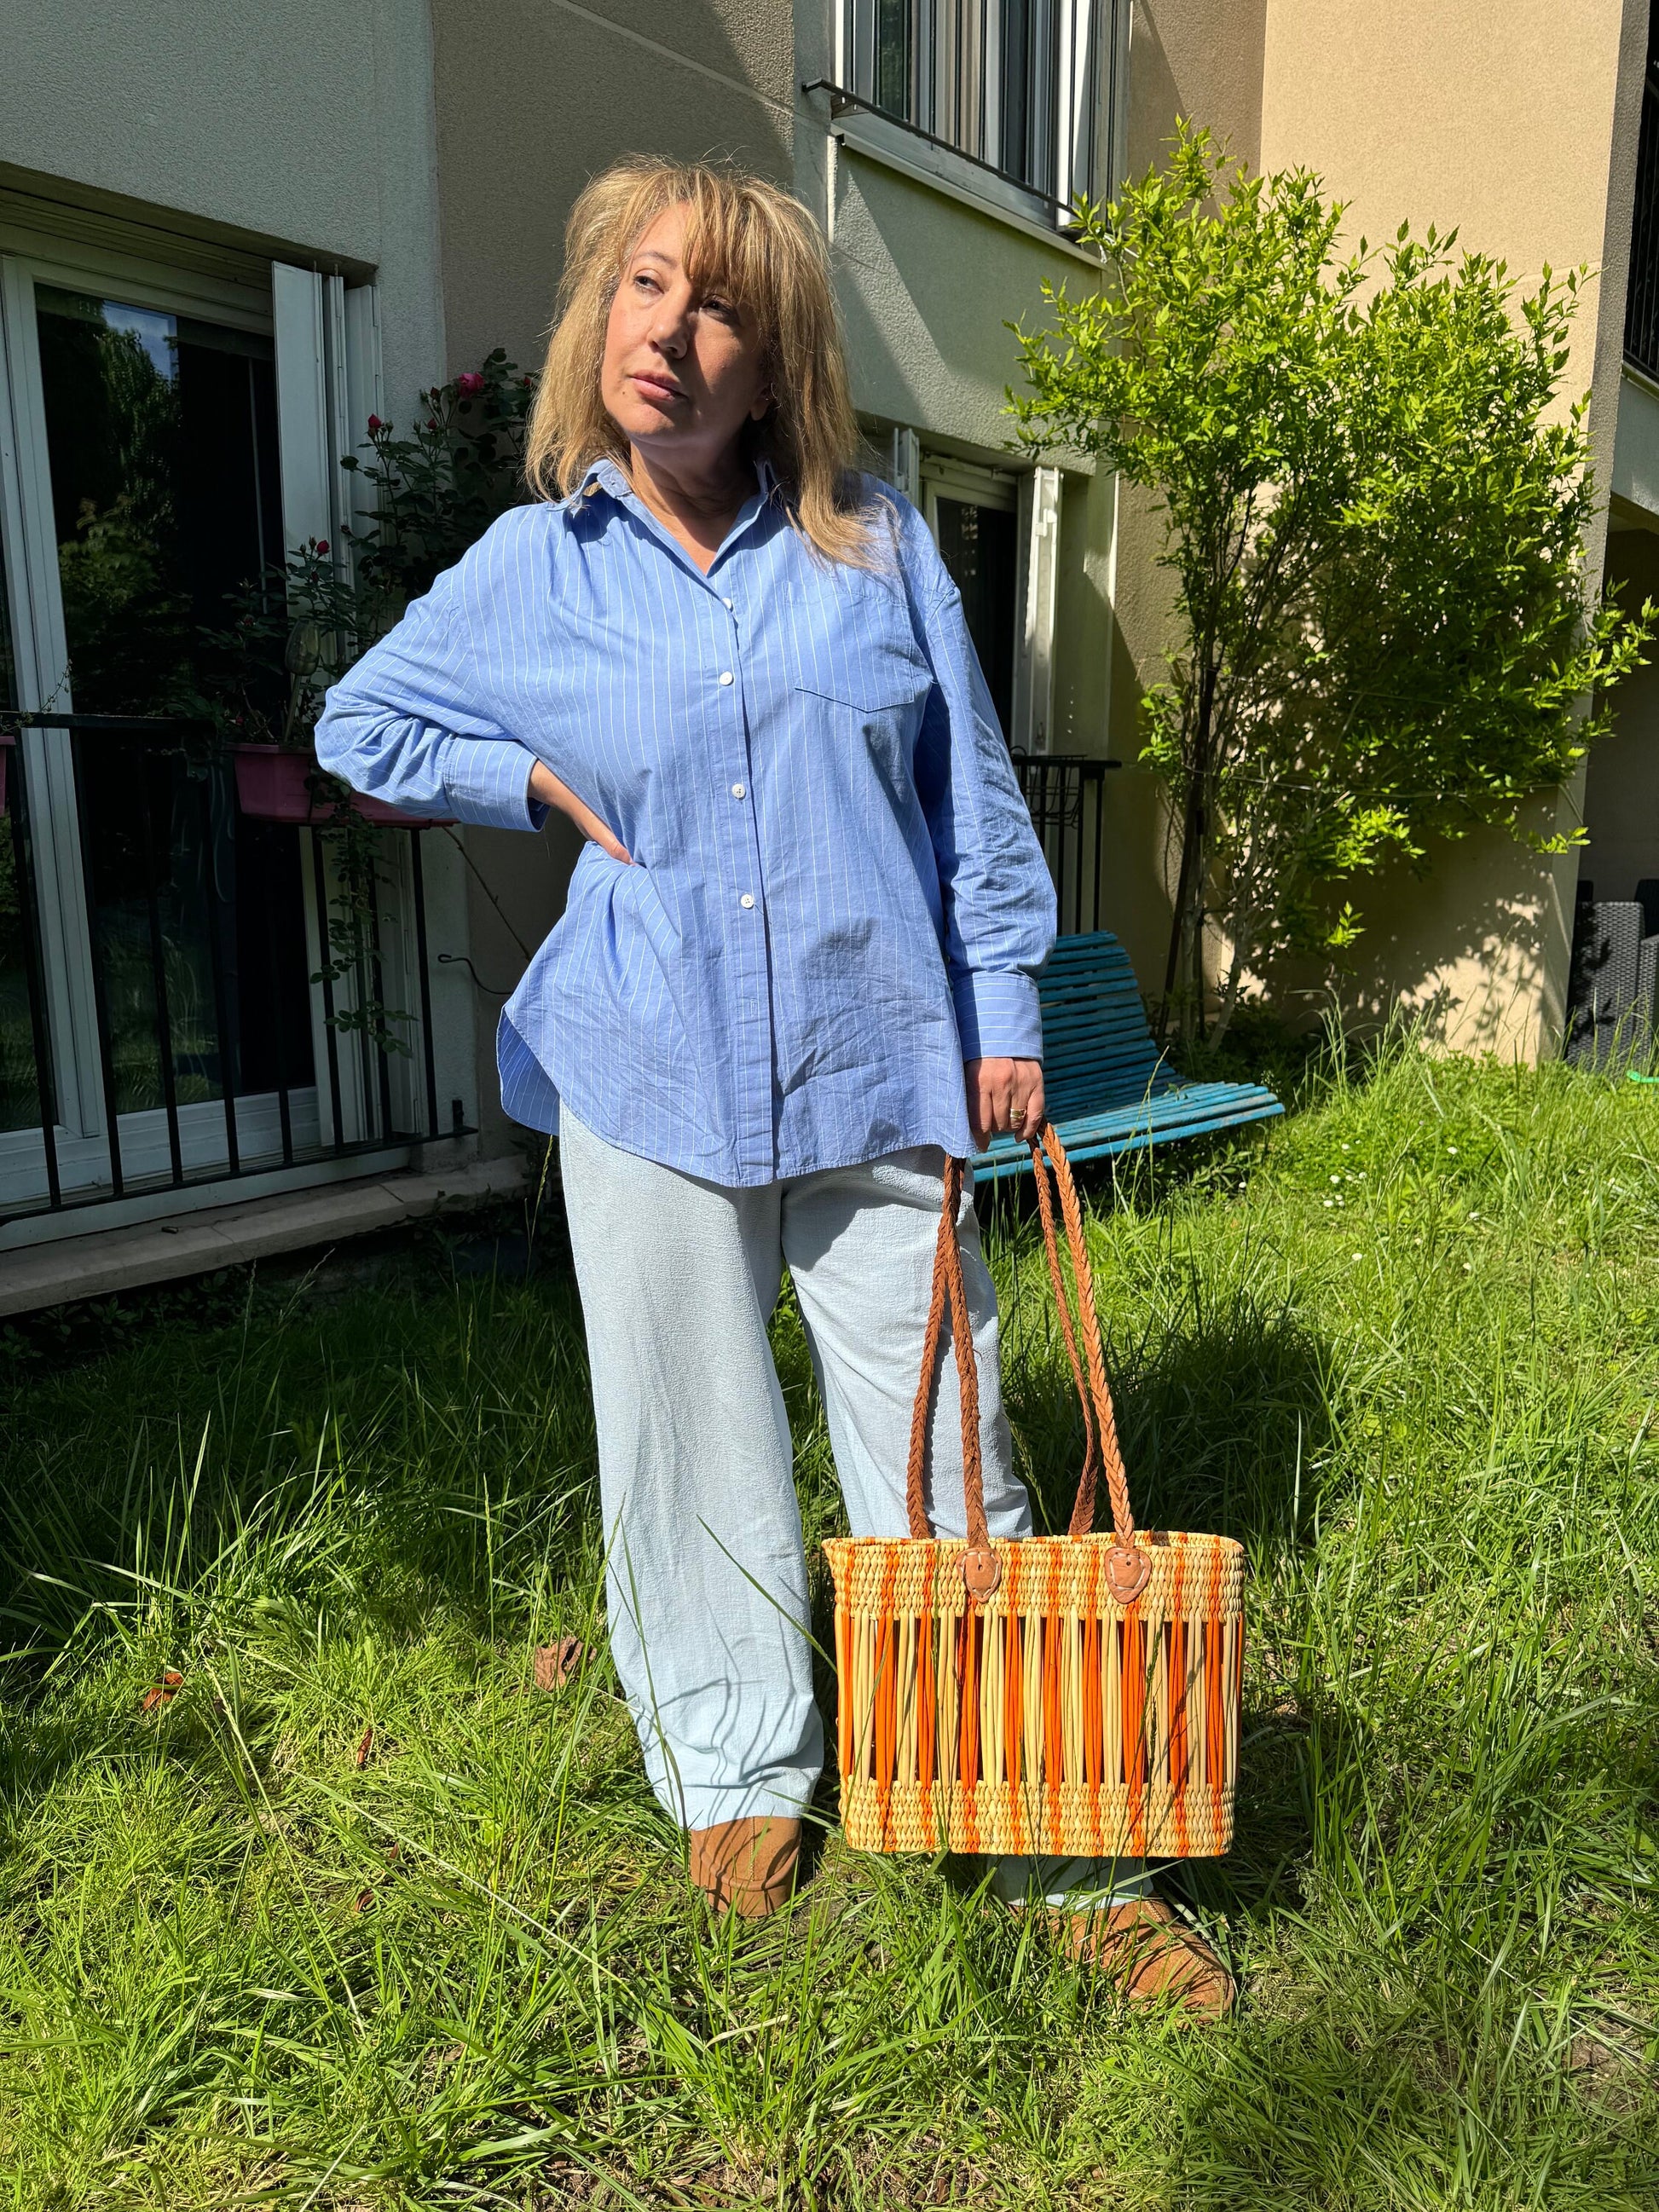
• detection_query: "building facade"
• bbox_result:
[0,0,1653,1308]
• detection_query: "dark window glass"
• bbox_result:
[38,286,281,715]
[34,286,309,1120]
[875,0,911,118]
[935,496,1017,741]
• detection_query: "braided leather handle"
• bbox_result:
[905,1123,1151,1604]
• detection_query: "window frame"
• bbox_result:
[0,223,402,1225]
[837,0,1124,228]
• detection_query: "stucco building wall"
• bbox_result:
[1251,0,1646,1054]
[0,0,445,439]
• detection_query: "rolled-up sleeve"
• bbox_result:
[315,522,549,833]
[910,576,1056,1063]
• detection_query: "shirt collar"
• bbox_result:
[569,451,780,515]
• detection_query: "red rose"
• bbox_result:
[315,539,329,555]
[367,413,384,433]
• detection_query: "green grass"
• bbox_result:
[2,1044,1656,2209]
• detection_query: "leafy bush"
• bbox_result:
[1011,125,1655,1036]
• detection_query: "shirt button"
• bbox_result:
[723,596,734,609]
[739,892,755,910]
[718,669,734,685]
[731,782,746,799]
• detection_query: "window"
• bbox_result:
[844,0,1114,216]
[922,457,1020,735]
[31,285,311,1126]
[0,221,409,1231]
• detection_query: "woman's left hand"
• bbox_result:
[964,1057,1045,1150]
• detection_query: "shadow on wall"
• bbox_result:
[1255,812,1576,1060]
[1124,0,1270,180]
[431,0,795,373]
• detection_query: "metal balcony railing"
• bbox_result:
[1012,750,1117,937]
[2,713,463,1227]
[1627,65,1659,380]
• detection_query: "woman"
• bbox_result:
[317,159,1229,2013]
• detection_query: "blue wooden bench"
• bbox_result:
[970,930,1284,1181]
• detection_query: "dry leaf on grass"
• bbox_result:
[140,1670,183,1714]
[355,1725,374,1769]
[534,1637,588,1691]
[350,1888,375,1915]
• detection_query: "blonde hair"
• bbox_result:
[526,158,880,567]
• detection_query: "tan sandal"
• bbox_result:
[1065,1894,1236,2018]
[688,1817,801,1918]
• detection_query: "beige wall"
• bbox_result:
[431,0,796,1158]
[1125,0,1269,176]
[1093,0,1650,1049]
[1254,0,1645,1056]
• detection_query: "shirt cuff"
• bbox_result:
[951,969,1044,1062]
[434,735,549,831]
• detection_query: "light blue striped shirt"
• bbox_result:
[315,458,1055,1186]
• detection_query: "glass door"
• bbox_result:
[0,252,319,1219]
[921,453,1020,740]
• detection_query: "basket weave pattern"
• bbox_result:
[826,1125,1246,1862]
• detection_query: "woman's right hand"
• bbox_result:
[529,760,633,864]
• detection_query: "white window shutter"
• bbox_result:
[321,274,352,573]
[271,262,331,563]
[275,263,383,588]
[341,283,384,551]
[1014,465,1061,753]
[889,425,922,506]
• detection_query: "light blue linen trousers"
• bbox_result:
[560,1108,1147,1909]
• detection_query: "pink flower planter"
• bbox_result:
[232,743,453,828]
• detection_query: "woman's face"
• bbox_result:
[600,202,771,476]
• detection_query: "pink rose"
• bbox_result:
[456,371,485,398]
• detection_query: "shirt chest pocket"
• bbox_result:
[791,627,934,782]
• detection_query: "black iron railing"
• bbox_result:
[1627,65,1659,379]
[2,713,463,1227]
[1012,750,1117,936]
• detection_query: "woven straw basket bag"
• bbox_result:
[824,1123,1245,1862]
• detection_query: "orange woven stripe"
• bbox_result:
[1168,1549,1191,1855]
[1003,1552,1024,1851]
[916,1551,937,1793]
[835,1601,852,1781]
[1043,1548,1063,1852]
[1084,1545,1103,1855]
[874,1548,899,1848]
[1168,1619,1191,1856]
[958,1607,981,1852]
[1122,1608,1147,1856]
[958,1608,980,1790]
[1205,1542,1227,1795]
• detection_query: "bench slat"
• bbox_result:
[970,931,1282,1178]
